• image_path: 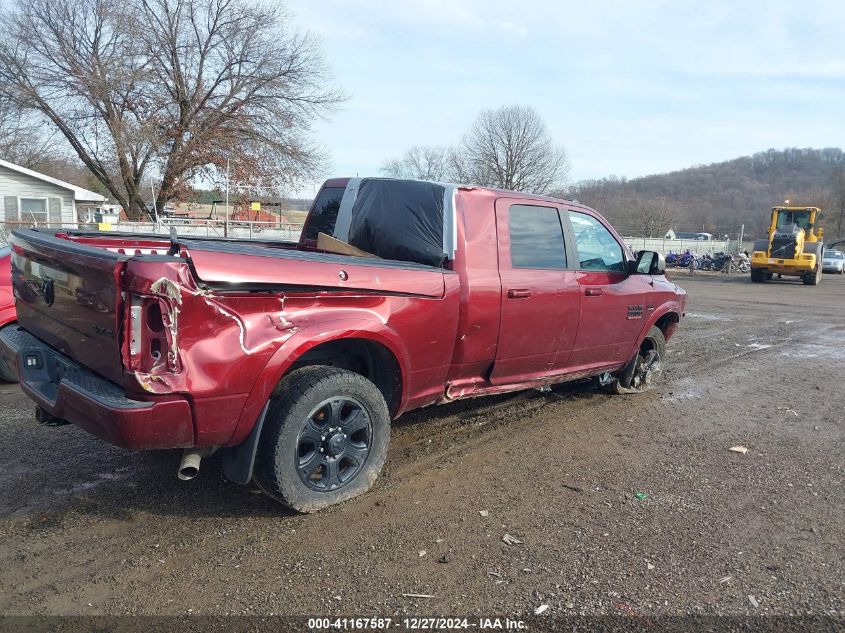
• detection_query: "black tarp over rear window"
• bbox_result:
[348,179,447,267]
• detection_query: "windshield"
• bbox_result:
[775,210,811,230]
[825,251,843,259]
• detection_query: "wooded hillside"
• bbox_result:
[568,148,845,240]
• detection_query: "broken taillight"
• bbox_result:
[124,294,179,373]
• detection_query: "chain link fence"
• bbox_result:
[622,236,732,256]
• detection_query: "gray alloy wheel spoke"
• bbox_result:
[322,459,341,489]
[345,443,370,463]
[299,420,323,446]
[298,445,320,468]
[341,407,369,435]
[328,400,344,426]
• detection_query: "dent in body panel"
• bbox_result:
[131,267,303,395]
[125,261,452,406]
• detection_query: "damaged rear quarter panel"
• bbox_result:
[122,258,461,446]
[123,261,286,397]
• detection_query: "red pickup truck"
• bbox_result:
[0,178,685,511]
[0,246,17,382]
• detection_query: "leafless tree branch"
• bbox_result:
[0,0,344,219]
[381,106,569,195]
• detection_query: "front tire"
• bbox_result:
[803,264,822,286]
[254,366,391,512]
[604,326,667,394]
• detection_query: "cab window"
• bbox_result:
[568,211,625,272]
[303,186,344,240]
[776,210,811,230]
[508,205,567,269]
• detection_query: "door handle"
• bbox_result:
[507,288,532,299]
[585,288,603,296]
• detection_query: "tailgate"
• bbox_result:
[10,229,127,384]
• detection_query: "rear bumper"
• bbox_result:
[0,326,194,449]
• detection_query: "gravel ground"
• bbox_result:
[0,271,843,627]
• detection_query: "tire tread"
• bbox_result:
[253,366,390,513]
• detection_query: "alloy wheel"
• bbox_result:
[295,397,372,492]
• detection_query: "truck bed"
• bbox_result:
[9,229,451,388]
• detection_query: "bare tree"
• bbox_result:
[452,105,569,194]
[0,0,343,220]
[381,145,451,181]
[380,106,569,194]
[0,95,55,168]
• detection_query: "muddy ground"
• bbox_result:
[0,272,843,625]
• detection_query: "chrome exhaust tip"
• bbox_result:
[177,447,216,481]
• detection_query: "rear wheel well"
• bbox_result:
[282,338,402,417]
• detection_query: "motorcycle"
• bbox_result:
[732,252,751,272]
[710,251,750,273]
[677,249,695,268]
[665,251,679,267]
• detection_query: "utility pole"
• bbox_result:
[738,224,745,251]
[225,157,230,238]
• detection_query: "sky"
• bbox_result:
[290,0,845,197]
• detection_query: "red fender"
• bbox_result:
[227,318,411,446]
[622,300,683,361]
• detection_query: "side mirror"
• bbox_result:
[629,250,666,275]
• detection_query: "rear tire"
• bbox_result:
[253,366,391,512]
[604,327,666,395]
[750,269,765,283]
[0,325,18,383]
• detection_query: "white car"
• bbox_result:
[822,250,844,274]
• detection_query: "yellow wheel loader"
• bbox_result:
[750,206,824,285]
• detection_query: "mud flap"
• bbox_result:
[220,401,270,485]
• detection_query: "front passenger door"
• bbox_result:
[565,210,647,370]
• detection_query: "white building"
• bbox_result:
[0,158,106,226]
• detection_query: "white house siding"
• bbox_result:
[0,165,76,224]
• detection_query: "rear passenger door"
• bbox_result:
[491,200,581,384]
[564,210,647,370]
